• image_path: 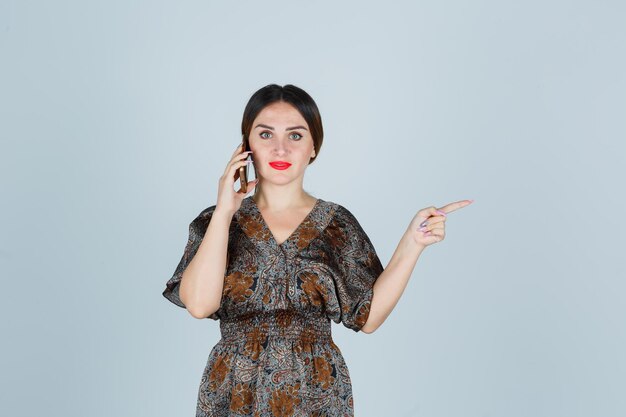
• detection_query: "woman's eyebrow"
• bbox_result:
[254,123,308,131]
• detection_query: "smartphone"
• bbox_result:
[238,139,251,193]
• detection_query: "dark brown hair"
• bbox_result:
[241,83,324,166]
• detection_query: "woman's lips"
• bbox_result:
[269,161,292,170]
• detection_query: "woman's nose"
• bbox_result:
[273,142,289,155]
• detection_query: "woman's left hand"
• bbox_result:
[409,199,473,248]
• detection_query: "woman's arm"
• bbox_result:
[360,230,425,333]
[176,142,257,319]
[179,207,233,319]
[361,199,472,333]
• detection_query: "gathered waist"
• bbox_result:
[219,309,332,344]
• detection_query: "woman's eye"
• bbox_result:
[259,131,302,140]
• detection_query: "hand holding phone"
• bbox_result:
[215,141,258,215]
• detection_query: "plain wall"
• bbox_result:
[1,1,625,416]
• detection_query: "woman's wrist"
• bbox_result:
[213,205,236,221]
[401,228,427,254]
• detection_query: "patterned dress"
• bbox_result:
[162,196,384,416]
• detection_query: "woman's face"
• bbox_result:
[248,101,316,186]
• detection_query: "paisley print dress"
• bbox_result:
[162,196,384,417]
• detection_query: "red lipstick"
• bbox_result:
[269,161,292,170]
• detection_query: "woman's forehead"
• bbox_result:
[255,103,307,125]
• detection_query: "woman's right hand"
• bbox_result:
[215,142,258,215]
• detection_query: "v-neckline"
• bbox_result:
[249,197,321,247]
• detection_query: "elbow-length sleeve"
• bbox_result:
[162,204,221,320]
[323,204,384,332]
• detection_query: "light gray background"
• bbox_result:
[2,1,625,416]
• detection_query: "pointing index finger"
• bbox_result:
[437,199,474,215]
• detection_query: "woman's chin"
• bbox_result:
[256,175,302,186]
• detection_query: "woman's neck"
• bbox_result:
[252,183,315,212]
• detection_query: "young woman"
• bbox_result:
[163,84,473,416]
